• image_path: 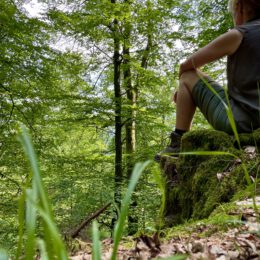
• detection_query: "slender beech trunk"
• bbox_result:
[111,0,122,229]
[122,0,153,234]
[123,42,138,235]
[122,0,138,235]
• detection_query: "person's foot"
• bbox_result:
[154,132,181,162]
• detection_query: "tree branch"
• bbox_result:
[70,202,112,238]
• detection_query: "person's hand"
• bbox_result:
[179,59,192,78]
[179,62,186,78]
[172,91,178,103]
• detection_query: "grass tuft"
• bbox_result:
[16,125,68,260]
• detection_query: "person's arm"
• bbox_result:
[179,29,243,77]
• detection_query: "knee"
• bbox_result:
[179,70,200,89]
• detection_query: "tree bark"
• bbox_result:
[123,42,138,235]
[122,0,138,235]
[71,203,111,238]
[111,0,123,229]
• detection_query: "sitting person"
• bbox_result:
[155,0,260,161]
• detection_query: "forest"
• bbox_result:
[1,0,259,259]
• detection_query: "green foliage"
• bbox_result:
[0,0,239,256]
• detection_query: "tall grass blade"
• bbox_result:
[18,125,68,259]
[92,221,102,260]
[179,151,251,185]
[16,188,26,259]
[25,189,37,260]
[37,240,49,260]
[200,76,241,148]
[111,161,150,260]
[18,125,50,215]
[224,90,241,149]
[152,166,166,228]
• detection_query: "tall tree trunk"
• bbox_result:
[123,43,138,235]
[122,0,138,235]
[122,0,153,234]
[111,0,122,229]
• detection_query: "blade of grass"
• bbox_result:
[16,187,26,259]
[152,166,166,228]
[111,161,150,260]
[18,125,68,260]
[179,151,251,185]
[25,189,37,260]
[92,221,102,260]
[37,239,49,260]
[224,90,241,149]
[18,125,50,214]
[200,75,241,148]
[26,192,68,260]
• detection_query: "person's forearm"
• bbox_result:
[179,29,243,78]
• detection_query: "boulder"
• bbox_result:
[161,129,260,227]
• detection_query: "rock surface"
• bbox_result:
[161,129,260,227]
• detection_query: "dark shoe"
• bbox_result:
[154,132,181,162]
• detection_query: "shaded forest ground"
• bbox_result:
[70,197,260,259]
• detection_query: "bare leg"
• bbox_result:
[175,70,207,131]
[154,70,210,161]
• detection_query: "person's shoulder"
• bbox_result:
[228,28,244,37]
[221,29,243,55]
[221,29,243,43]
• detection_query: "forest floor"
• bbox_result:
[70,197,260,260]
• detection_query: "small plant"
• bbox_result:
[15,125,68,260]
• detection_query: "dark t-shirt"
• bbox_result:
[227,18,260,124]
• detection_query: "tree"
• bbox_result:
[42,0,193,233]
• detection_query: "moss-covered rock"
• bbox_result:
[237,128,260,148]
[161,129,260,227]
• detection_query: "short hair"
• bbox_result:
[228,0,260,16]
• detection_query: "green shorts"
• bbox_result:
[192,77,255,134]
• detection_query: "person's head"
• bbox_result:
[228,0,260,25]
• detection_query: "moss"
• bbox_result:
[181,130,233,151]
[236,127,260,148]
[232,183,260,201]
[160,129,260,227]
[191,157,246,219]
[164,209,240,240]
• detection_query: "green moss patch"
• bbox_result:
[161,129,260,227]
